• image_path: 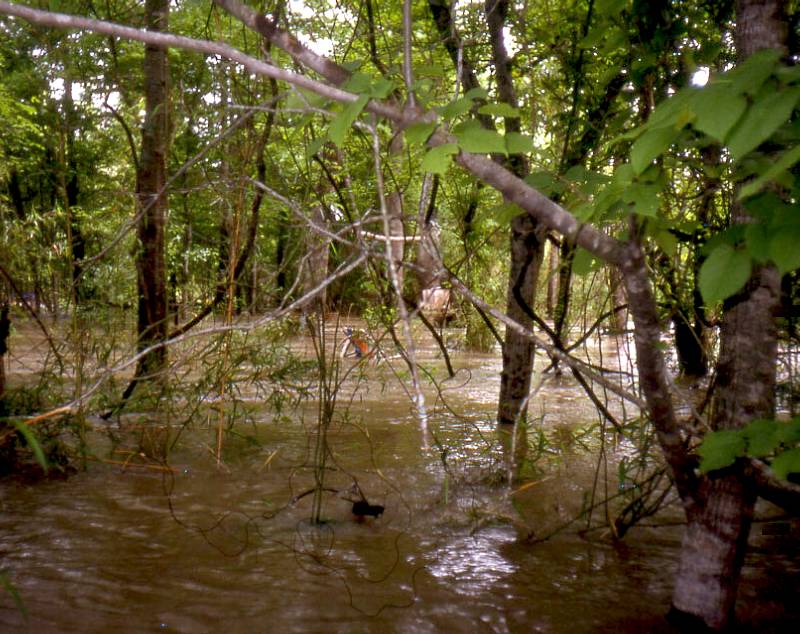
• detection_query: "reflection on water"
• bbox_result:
[1,328,798,632]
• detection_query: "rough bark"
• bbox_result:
[484,0,546,428]
[497,215,545,424]
[671,265,780,629]
[669,1,787,627]
[301,204,331,316]
[133,0,170,382]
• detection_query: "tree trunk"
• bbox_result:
[497,214,545,424]
[301,204,330,316]
[669,1,786,627]
[671,265,780,629]
[485,0,546,428]
[133,0,170,382]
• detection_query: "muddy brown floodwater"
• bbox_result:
[1,326,798,632]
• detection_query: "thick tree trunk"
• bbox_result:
[671,266,780,629]
[669,2,786,626]
[133,0,169,381]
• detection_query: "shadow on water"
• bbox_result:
[1,327,798,632]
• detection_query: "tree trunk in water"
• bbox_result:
[134,0,169,381]
[497,214,545,425]
[671,266,779,629]
[670,4,786,626]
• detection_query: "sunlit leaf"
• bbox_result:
[698,429,745,473]
[369,77,395,99]
[420,143,458,174]
[437,96,474,120]
[478,102,520,118]
[456,127,507,155]
[464,87,489,101]
[698,244,752,304]
[404,122,437,146]
[505,132,534,155]
[327,94,369,147]
[342,71,372,93]
[645,90,694,129]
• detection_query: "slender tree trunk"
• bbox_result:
[484,0,546,428]
[301,204,330,316]
[133,0,170,382]
[497,214,545,424]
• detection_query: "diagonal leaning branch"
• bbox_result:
[0,0,698,508]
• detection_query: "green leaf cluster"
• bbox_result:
[698,418,800,479]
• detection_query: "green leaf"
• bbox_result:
[505,132,534,154]
[342,59,364,72]
[305,136,326,159]
[646,90,694,129]
[630,126,678,174]
[698,429,746,473]
[572,247,599,276]
[421,143,458,174]
[456,127,508,155]
[739,144,800,200]
[437,96,474,120]
[404,122,437,146]
[464,87,489,101]
[342,71,372,93]
[727,87,800,159]
[768,224,800,274]
[744,223,771,263]
[369,77,395,99]
[491,202,523,224]
[478,102,520,118]
[623,182,661,217]
[327,94,369,147]
[770,447,800,479]
[654,230,678,256]
[727,48,782,96]
[698,244,752,304]
[12,421,48,473]
[777,418,800,445]
[743,419,781,457]
[524,171,563,196]
[691,84,747,142]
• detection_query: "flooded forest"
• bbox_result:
[1,0,800,631]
